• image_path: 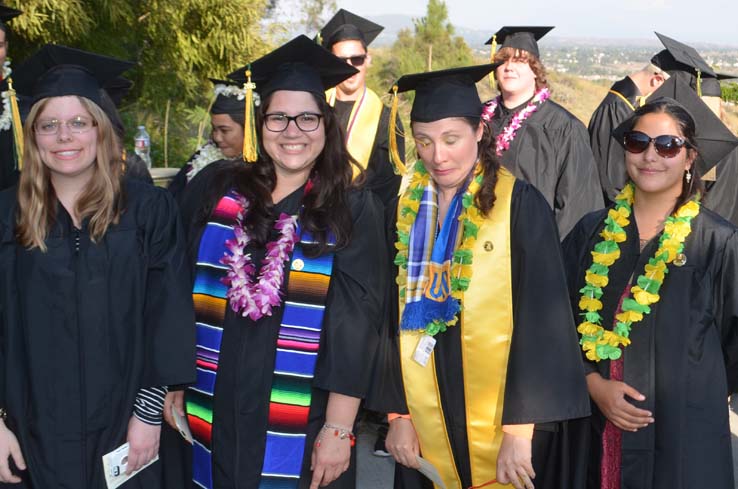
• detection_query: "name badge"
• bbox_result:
[413,334,437,367]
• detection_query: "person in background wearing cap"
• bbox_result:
[0,44,195,488]
[588,63,669,203]
[589,32,738,226]
[563,96,738,488]
[0,4,24,192]
[168,79,245,203]
[99,76,154,185]
[482,26,603,239]
[374,64,589,489]
[319,9,403,207]
[161,35,388,489]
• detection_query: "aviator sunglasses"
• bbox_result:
[623,130,692,158]
[337,54,367,67]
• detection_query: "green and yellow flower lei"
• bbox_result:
[394,161,485,336]
[578,182,701,362]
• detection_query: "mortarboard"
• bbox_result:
[613,76,738,175]
[651,32,723,96]
[387,64,499,174]
[0,5,22,28]
[209,78,245,116]
[318,9,383,49]
[13,44,134,107]
[485,26,554,59]
[226,35,357,162]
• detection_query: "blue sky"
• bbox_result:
[336,0,738,46]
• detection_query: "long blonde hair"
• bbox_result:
[16,96,125,251]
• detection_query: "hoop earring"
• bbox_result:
[685,169,692,183]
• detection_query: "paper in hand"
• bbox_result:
[172,404,193,444]
[102,442,159,489]
[417,456,447,489]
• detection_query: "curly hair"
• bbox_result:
[494,47,549,91]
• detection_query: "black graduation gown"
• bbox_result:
[124,152,154,185]
[562,206,738,489]
[488,99,604,239]
[703,148,738,227]
[0,79,20,192]
[165,161,388,488]
[375,180,591,489]
[587,77,639,204]
[0,180,197,489]
[334,99,402,208]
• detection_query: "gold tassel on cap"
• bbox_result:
[388,85,406,175]
[7,78,23,170]
[696,69,702,97]
[242,67,258,163]
[489,35,497,89]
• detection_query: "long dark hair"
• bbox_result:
[624,98,703,211]
[196,91,355,256]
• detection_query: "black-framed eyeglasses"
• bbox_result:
[33,115,97,136]
[337,54,367,67]
[623,130,692,159]
[264,112,323,132]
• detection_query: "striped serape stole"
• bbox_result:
[258,235,335,488]
[186,193,240,489]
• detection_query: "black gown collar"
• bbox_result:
[609,76,641,109]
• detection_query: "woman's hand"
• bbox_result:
[496,432,534,489]
[125,416,161,475]
[586,373,654,432]
[0,420,25,483]
[386,417,420,469]
[310,426,352,489]
[163,390,185,432]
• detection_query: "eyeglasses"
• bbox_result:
[34,116,97,136]
[623,130,692,158]
[264,113,323,132]
[337,54,367,67]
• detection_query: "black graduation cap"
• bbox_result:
[208,78,244,115]
[318,9,384,49]
[391,64,499,122]
[227,35,357,98]
[13,44,134,107]
[485,26,554,59]
[612,76,738,174]
[103,76,133,107]
[651,32,716,78]
[0,5,22,27]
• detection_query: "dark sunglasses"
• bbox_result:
[623,130,692,158]
[337,54,367,67]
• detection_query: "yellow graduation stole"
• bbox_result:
[326,86,383,177]
[398,168,516,489]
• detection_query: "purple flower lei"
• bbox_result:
[220,195,299,321]
[481,87,551,156]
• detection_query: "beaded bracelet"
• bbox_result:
[314,423,356,447]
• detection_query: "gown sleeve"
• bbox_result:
[502,181,591,424]
[365,107,403,208]
[552,115,604,240]
[139,187,197,388]
[312,190,389,399]
[587,97,630,204]
[718,229,738,394]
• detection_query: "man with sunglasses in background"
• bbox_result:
[319,9,403,207]
[589,32,738,225]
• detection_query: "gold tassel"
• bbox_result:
[316,32,323,46]
[242,68,258,163]
[696,69,702,97]
[7,77,23,170]
[388,85,406,175]
[489,35,497,89]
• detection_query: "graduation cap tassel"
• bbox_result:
[388,85,406,175]
[489,35,497,89]
[7,78,23,170]
[696,70,702,97]
[242,67,259,163]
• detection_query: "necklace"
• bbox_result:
[577,183,700,361]
[221,194,299,321]
[186,142,226,182]
[481,87,550,156]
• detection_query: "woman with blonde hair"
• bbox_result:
[0,44,195,488]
